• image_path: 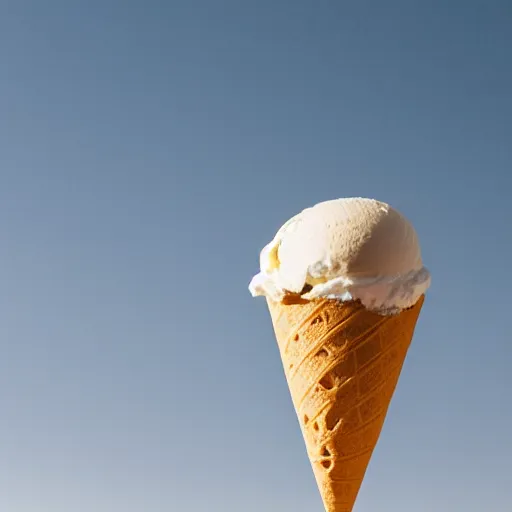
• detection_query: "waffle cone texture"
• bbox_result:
[267,295,424,512]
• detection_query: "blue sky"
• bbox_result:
[1,2,511,511]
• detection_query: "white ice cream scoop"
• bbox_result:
[249,197,430,314]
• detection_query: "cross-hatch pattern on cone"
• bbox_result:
[267,296,424,512]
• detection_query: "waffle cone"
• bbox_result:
[267,295,424,512]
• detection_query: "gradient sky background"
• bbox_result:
[1,2,511,511]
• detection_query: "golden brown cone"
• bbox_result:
[267,295,424,512]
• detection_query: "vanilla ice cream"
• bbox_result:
[249,198,430,314]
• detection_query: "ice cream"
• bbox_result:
[249,197,430,512]
[249,197,430,314]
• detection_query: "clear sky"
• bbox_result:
[1,2,511,511]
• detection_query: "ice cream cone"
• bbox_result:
[267,295,425,512]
